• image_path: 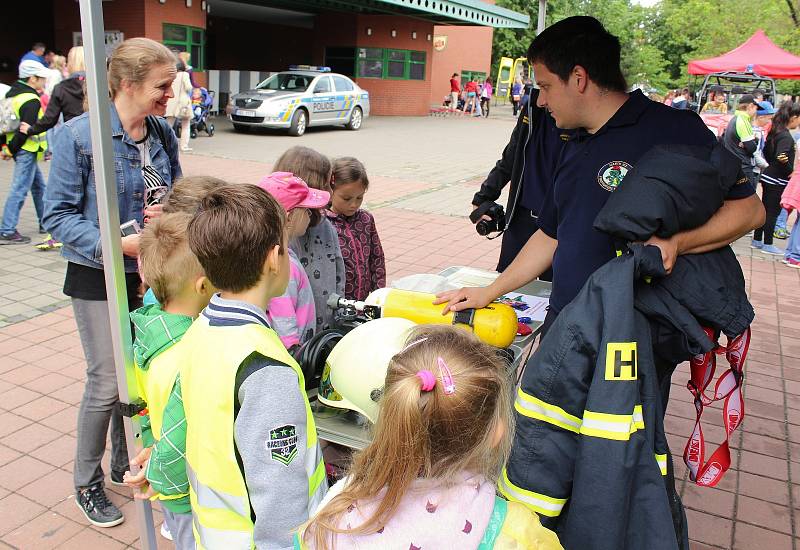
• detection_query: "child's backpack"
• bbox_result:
[0,88,20,134]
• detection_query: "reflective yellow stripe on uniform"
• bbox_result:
[192,516,252,550]
[498,468,567,517]
[655,453,668,476]
[580,409,642,441]
[514,388,582,433]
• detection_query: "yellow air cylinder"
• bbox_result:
[365,288,518,348]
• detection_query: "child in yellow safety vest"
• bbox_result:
[124,211,216,549]
[297,325,563,550]
[179,183,327,549]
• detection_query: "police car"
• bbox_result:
[228,66,370,137]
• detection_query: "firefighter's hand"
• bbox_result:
[644,235,679,274]
[434,287,494,314]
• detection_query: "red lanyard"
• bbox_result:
[683,326,750,487]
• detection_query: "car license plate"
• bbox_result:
[236,109,256,117]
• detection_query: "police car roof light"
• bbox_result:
[289,65,331,72]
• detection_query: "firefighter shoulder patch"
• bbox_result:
[266,424,298,466]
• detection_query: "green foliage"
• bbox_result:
[493,0,800,94]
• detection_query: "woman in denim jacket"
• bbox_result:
[42,38,182,529]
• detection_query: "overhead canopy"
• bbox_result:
[226,0,530,28]
[688,30,800,79]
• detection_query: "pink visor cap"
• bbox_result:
[257,171,330,211]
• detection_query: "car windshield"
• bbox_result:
[256,73,314,92]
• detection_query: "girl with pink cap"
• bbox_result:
[257,171,330,351]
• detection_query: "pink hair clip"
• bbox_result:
[437,357,455,395]
[416,370,436,392]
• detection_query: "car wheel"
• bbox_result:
[232,123,248,133]
[346,107,363,131]
[289,109,308,137]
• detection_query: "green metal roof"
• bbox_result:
[231,0,530,28]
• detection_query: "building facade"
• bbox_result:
[2,0,526,116]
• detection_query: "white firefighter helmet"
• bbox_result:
[318,317,416,422]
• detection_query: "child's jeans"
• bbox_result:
[163,509,195,550]
[776,208,789,232]
[786,218,800,262]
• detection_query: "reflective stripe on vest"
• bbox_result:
[581,409,643,441]
[181,319,326,550]
[6,92,47,154]
[497,468,567,517]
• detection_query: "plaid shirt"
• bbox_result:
[145,375,190,513]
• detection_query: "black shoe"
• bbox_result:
[108,469,127,487]
[38,224,47,234]
[0,231,31,245]
[75,483,124,528]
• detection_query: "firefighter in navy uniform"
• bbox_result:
[438,16,764,550]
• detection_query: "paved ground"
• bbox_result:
[0,105,798,549]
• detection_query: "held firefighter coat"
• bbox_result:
[499,245,677,550]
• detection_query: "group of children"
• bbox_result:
[124,144,562,549]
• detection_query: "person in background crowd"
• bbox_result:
[464,76,479,115]
[449,72,461,111]
[165,59,193,152]
[663,89,675,106]
[0,60,52,245]
[481,77,493,118]
[701,90,728,114]
[45,55,67,97]
[42,37,181,528]
[723,94,761,187]
[177,51,200,89]
[20,42,47,67]
[511,77,523,115]
[752,101,800,255]
[671,87,691,110]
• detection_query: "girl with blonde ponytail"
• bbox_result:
[297,325,562,550]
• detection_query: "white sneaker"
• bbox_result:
[161,522,173,541]
[181,146,193,152]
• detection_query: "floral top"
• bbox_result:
[327,209,386,301]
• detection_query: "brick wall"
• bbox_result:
[353,15,434,116]
[429,25,494,106]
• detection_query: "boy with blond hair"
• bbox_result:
[124,212,216,549]
[180,184,327,549]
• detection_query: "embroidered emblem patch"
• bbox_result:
[266,424,298,466]
[597,161,632,192]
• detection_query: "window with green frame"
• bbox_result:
[163,24,205,71]
[355,48,426,80]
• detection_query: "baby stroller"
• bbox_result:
[174,88,215,138]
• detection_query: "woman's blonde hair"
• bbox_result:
[300,325,515,550]
[108,38,176,99]
[273,146,332,226]
[67,46,85,74]
[51,55,67,72]
[178,51,191,66]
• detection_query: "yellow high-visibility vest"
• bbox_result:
[180,318,326,549]
[6,91,47,155]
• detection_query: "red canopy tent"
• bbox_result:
[688,30,800,79]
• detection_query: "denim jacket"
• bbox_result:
[43,105,181,272]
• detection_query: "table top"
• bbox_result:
[312,267,552,450]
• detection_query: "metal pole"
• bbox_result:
[537,0,547,34]
[77,1,157,548]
